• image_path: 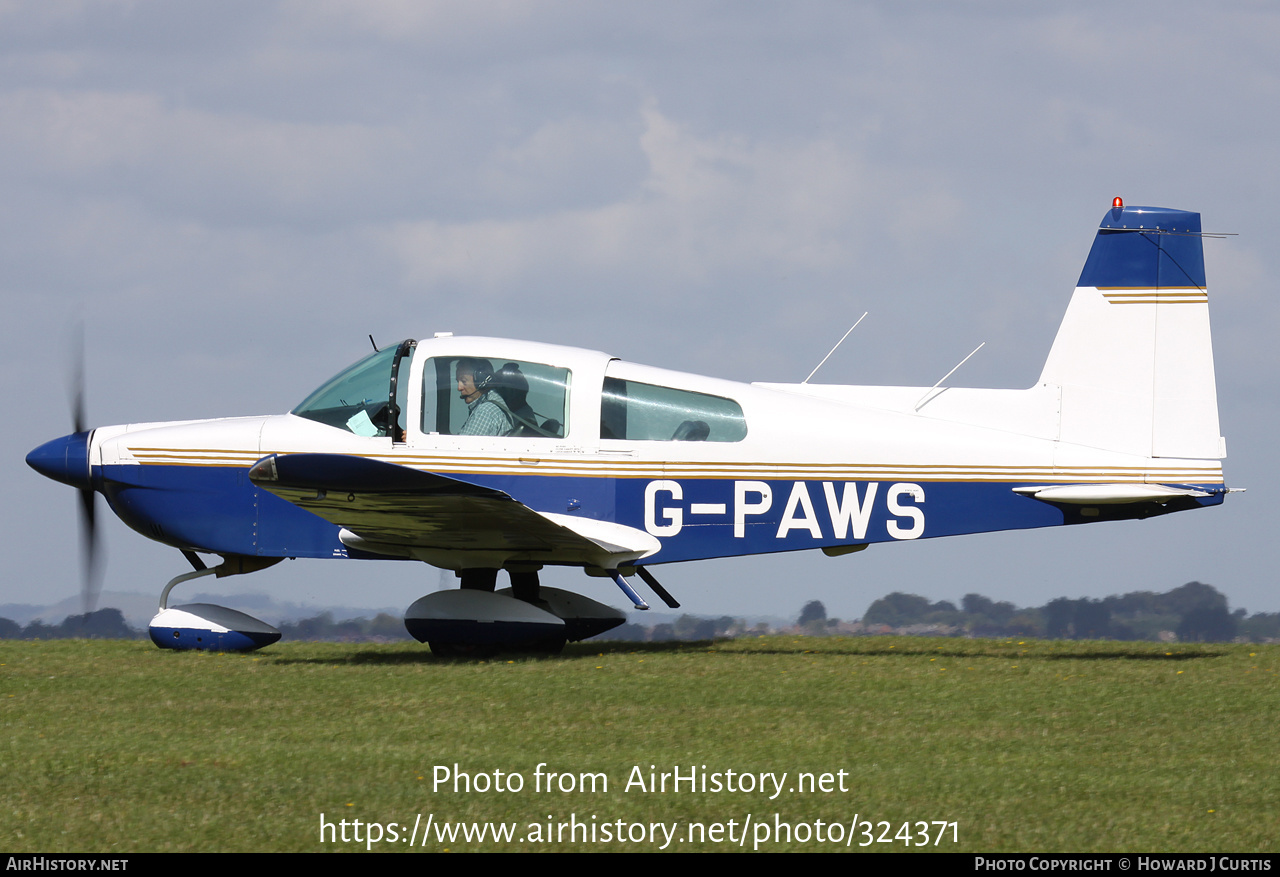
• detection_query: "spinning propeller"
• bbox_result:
[71,337,103,615]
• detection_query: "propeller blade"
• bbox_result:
[71,323,86,435]
[71,322,101,615]
[78,486,101,615]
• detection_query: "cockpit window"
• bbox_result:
[293,342,414,437]
[421,357,570,438]
[600,378,746,442]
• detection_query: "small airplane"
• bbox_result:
[27,198,1234,654]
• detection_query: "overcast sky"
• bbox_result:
[5,1,1278,622]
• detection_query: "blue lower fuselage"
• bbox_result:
[99,461,1225,566]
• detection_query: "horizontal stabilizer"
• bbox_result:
[1013,484,1215,505]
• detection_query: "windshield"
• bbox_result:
[293,344,404,437]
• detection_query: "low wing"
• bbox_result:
[247,453,659,568]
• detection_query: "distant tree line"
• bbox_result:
[2,582,1277,644]
[607,614,760,642]
[276,612,413,642]
[860,581,1280,643]
[0,609,414,642]
[0,608,142,640]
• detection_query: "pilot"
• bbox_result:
[456,358,514,436]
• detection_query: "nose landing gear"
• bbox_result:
[147,554,283,651]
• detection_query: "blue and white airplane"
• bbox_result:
[27,199,1233,654]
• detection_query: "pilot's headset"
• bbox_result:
[458,357,495,390]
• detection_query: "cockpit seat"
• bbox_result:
[671,420,710,441]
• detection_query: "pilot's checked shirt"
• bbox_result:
[459,391,514,436]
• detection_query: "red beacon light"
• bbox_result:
[1113,196,1124,208]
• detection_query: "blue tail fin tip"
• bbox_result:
[1079,205,1205,288]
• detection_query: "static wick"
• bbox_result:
[914,341,985,412]
[803,312,868,384]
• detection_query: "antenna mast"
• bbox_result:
[803,313,868,384]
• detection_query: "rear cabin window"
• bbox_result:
[421,357,570,438]
[600,378,747,442]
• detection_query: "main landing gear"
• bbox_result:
[406,567,630,658]
[405,565,682,658]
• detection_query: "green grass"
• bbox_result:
[2,636,1276,852]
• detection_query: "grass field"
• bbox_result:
[3,636,1276,852]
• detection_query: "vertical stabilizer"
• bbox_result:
[1038,203,1222,459]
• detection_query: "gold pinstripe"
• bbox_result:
[1096,287,1208,305]
[124,448,1225,484]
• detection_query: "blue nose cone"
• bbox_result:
[27,431,92,490]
